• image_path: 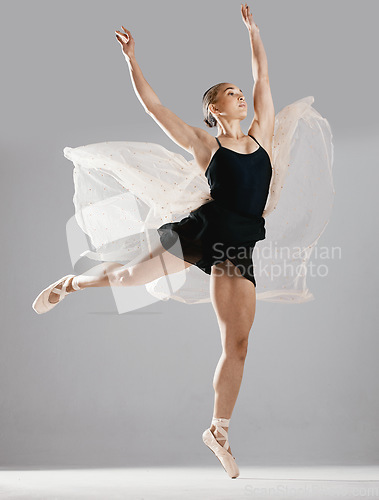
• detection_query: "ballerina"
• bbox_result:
[32,3,334,478]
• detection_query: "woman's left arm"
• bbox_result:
[241,4,275,147]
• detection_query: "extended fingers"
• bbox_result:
[115,26,133,40]
[241,3,251,18]
[115,30,129,42]
[121,26,133,38]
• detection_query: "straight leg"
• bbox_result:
[209,259,257,454]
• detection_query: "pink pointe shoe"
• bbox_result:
[32,274,82,314]
[202,417,240,479]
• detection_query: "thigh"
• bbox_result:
[111,245,194,285]
[133,233,176,263]
[124,236,189,265]
[210,259,256,347]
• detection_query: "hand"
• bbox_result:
[241,3,259,33]
[115,26,135,59]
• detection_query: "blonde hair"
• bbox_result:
[202,83,225,128]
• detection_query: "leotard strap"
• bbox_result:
[248,134,261,148]
[217,135,261,148]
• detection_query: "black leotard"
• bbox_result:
[157,134,272,287]
[205,135,272,217]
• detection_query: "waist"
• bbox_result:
[209,187,268,218]
[190,199,266,243]
[211,198,265,221]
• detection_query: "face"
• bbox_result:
[209,83,247,121]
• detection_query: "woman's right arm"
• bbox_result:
[115,27,208,155]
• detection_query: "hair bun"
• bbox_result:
[202,82,224,129]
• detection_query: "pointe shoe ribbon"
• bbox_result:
[202,417,240,479]
[32,274,81,315]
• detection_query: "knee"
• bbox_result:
[225,338,249,360]
[107,265,132,287]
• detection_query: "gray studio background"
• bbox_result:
[1,0,378,468]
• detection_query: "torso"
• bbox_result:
[200,133,273,217]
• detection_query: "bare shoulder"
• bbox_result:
[248,121,274,165]
[191,128,219,173]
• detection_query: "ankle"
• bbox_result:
[212,417,230,429]
[67,276,82,292]
[210,416,232,454]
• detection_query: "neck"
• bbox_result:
[217,121,245,140]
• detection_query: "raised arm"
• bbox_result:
[115,27,205,155]
[240,5,275,149]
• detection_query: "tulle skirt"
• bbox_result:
[63,96,335,305]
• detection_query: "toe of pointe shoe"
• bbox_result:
[32,274,76,315]
[202,428,240,479]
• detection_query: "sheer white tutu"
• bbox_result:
[63,96,335,304]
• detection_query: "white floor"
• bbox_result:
[0,466,379,499]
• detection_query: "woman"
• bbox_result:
[32,4,334,478]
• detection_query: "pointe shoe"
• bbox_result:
[32,274,82,315]
[202,417,240,479]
